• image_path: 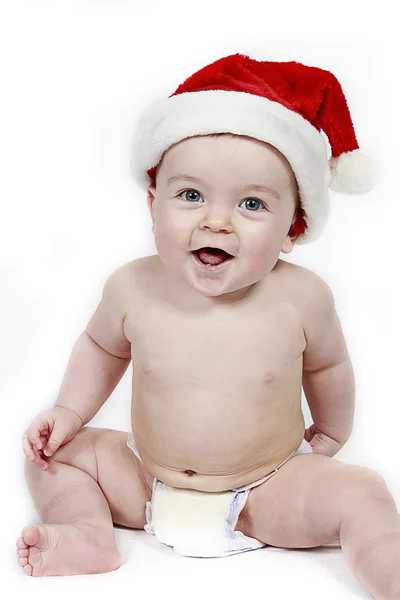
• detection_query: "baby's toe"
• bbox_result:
[18,556,28,567]
[17,537,27,549]
[17,548,29,557]
[23,563,33,576]
[21,525,40,546]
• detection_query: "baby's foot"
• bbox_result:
[16,522,121,576]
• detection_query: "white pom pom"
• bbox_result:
[328,149,378,194]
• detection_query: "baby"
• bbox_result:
[17,54,400,599]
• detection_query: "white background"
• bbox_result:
[1,0,398,598]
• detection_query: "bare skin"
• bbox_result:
[17,136,400,598]
[17,256,400,597]
[125,254,306,491]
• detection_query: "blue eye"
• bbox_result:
[181,190,202,203]
[241,198,265,211]
[179,189,266,211]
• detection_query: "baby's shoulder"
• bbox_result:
[106,254,159,300]
[279,260,335,324]
[278,259,331,294]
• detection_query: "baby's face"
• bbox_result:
[146,134,299,303]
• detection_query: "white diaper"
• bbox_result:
[126,433,313,558]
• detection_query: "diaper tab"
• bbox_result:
[144,477,159,535]
[144,500,155,535]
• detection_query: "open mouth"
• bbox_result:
[192,247,234,270]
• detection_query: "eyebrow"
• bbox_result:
[166,174,280,199]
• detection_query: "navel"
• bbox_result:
[184,469,197,476]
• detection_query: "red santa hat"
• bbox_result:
[131,53,378,244]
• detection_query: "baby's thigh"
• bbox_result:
[242,453,383,548]
[52,426,152,529]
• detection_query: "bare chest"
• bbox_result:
[128,300,304,396]
[126,256,305,382]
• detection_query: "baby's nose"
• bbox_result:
[201,212,233,233]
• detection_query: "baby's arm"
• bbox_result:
[300,269,355,452]
[23,264,133,466]
[54,264,132,426]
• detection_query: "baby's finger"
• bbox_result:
[22,434,36,462]
[31,426,45,446]
[32,448,49,470]
[22,438,49,469]
[34,434,48,450]
[27,419,49,448]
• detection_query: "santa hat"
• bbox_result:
[131,53,378,244]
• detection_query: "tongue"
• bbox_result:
[197,248,230,266]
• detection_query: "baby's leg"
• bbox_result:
[17,427,150,576]
[244,453,400,599]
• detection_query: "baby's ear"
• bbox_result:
[281,220,300,252]
[281,235,296,254]
[146,187,156,230]
[147,186,156,204]
[147,182,156,195]
[288,224,300,243]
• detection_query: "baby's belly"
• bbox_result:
[131,386,305,492]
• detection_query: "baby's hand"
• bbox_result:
[22,406,83,470]
[304,424,344,457]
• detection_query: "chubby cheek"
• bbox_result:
[243,236,278,274]
[153,212,188,265]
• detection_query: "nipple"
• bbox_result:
[184,469,197,476]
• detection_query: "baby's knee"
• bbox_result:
[341,465,395,513]
[50,427,98,477]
